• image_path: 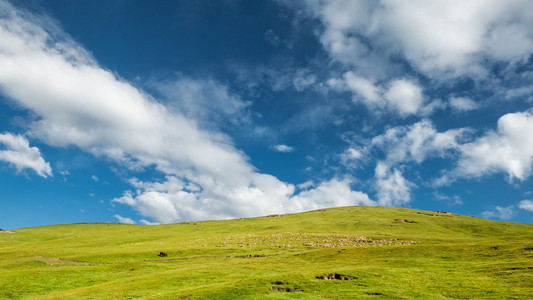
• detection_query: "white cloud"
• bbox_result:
[1,1,358,223]
[341,72,431,116]
[115,175,375,223]
[383,79,425,116]
[0,3,379,224]
[518,199,533,212]
[0,132,52,177]
[302,0,533,78]
[370,120,469,205]
[343,72,382,107]
[372,119,467,164]
[289,177,375,212]
[449,97,479,112]
[91,175,99,182]
[456,110,533,181]
[272,144,294,153]
[481,205,515,220]
[374,162,414,206]
[340,147,364,169]
[139,219,159,225]
[113,214,136,224]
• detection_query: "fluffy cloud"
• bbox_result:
[0,1,288,221]
[114,176,373,223]
[519,200,533,212]
[0,132,52,177]
[302,0,533,77]
[456,110,533,181]
[372,119,467,164]
[481,205,515,220]
[339,72,429,116]
[0,2,371,223]
[272,144,294,153]
[371,110,533,186]
[342,72,382,107]
[113,215,136,224]
[289,178,375,212]
[374,162,413,206]
[370,120,469,204]
[383,79,425,116]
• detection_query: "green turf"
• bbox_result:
[1,206,532,299]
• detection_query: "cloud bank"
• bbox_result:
[0,0,373,223]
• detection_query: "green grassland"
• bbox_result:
[1,206,532,299]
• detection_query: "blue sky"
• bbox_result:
[1,0,533,229]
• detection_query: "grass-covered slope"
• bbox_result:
[1,206,532,299]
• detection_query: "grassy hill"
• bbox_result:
[1,206,532,299]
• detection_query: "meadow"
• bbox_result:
[0,206,532,299]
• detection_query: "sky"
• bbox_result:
[1,0,533,229]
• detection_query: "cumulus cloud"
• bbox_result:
[302,0,533,78]
[113,176,373,223]
[374,162,413,206]
[272,144,294,153]
[139,219,159,225]
[339,72,432,116]
[369,109,533,187]
[0,1,373,223]
[372,119,467,164]
[383,79,425,116]
[481,205,515,220]
[113,214,136,224]
[0,132,52,177]
[519,200,533,212]
[456,110,533,181]
[342,72,382,107]
[289,178,375,212]
[370,120,469,204]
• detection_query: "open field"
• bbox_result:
[1,206,532,299]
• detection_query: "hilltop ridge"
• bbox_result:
[1,206,532,299]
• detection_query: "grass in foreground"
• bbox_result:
[0,206,532,299]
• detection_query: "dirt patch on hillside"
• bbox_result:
[316,273,358,280]
[416,211,452,217]
[0,230,15,233]
[395,219,417,223]
[271,287,300,292]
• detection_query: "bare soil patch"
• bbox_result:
[395,219,417,223]
[316,273,357,280]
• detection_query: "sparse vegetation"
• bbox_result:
[0,206,532,299]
